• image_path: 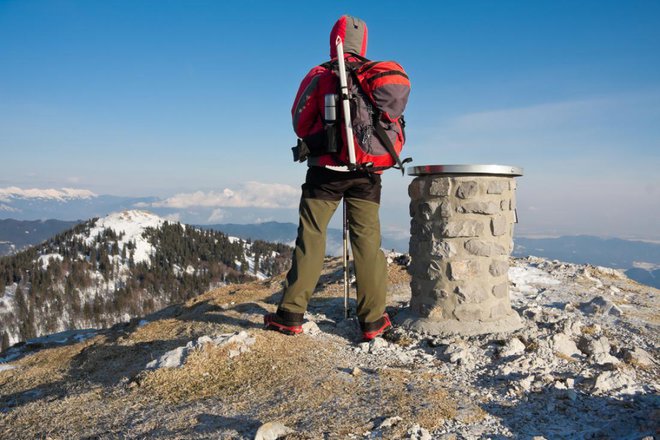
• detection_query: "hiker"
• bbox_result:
[264,15,410,341]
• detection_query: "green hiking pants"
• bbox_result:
[278,167,388,325]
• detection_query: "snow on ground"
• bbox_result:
[84,210,164,264]
[38,253,63,270]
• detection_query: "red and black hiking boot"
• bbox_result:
[361,313,393,341]
[263,310,304,336]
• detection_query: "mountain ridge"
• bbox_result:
[0,211,292,349]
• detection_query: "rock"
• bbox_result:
[443,343,475,368]
[429,179,451,196]
[487,180,508,194]
[592,352,620,368]
[145,331,256,369]
[464,239,507,257]
[455,181,478,199]
[378,416,402,429]
[0,364,16,372]
[489,260,509,277]
[490,215,508,236]
[370,337,389,352]
[579,296,623,317]
[457,201,500,215]
[518,375,534,392]
[407,424,432,440]
[358,342,370,353]
[302,321,321,336]
[254,421,294,440]
[351,367,362,376]
[578,336,610,356]
[146,346,187,370]
[552,333,580,358]
[558,318,583,336]
[440,220,484,238]
[592,371,637,395]
[623,347,655,368]
[499,338,526,358]
[448,260,481,281]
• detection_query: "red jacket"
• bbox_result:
[291,16,368,169]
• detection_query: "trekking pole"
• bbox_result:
[335,36,357,168]
[343,197,350,319]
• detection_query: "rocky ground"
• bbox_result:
[0,255,658,439]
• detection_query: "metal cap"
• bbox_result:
[408,164,524,177]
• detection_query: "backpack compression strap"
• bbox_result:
[371,114,411,175]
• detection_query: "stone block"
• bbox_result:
[411,220,433,240]
[439,201,453,218]
[455,285,490,304]
[487,180,509,194]
[492,282,508,298]
[430,288,451,301]
[440,220,484,238]
[456,181,479,199]
[449,260,481,281]
[465,239,507,257]
[453,304,489,321]
[509,179,517,190]
[490,301,512,319]
[427,259,445,281]
[409,237,431,257]
[457,201,500,215]
[428,178,451,196]
[491,214,508,236]
[419,200,440,221]
[489,260,509,277]
[500,200,509,211]
[408,179,426,200]
[430,240,457,259]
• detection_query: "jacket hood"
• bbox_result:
[330,15,368,58]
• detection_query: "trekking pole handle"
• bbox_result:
[335,36,357,167]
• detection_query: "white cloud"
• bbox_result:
[208,209,226,222]
[164,213,181,222]
[0,186,97,202]
[149,182,299,209]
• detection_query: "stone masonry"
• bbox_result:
[399,174,522,335]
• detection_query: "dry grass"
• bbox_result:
[0,336,102,397]
[581,325,600,335]
[0,259,456,438]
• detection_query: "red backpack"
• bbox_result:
[292,55,411,173]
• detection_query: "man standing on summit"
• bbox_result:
[264,15,410,341]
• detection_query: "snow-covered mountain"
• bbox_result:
[0,210,292,348]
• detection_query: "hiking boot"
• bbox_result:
[361,313,392,341]
[263,310,304,336]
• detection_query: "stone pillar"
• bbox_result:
[397,165,523,336]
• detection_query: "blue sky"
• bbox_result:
[1,0,659,240]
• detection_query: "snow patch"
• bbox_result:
[509,264,561,295]
[85,210,165,264]
[38,253,64,270]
